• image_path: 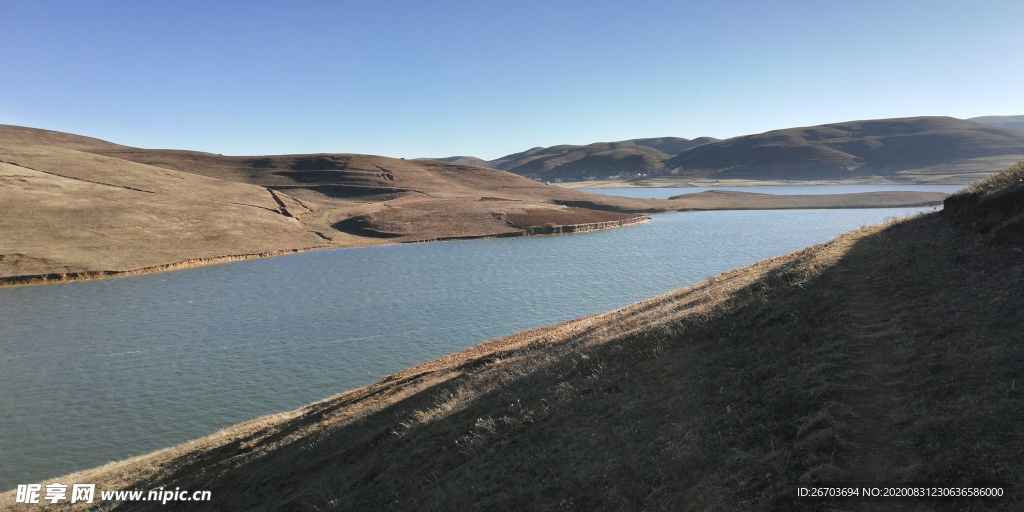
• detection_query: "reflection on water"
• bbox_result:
[0,206,936,489]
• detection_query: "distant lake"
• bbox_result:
[579,184,964,199]
[0,203,941,490]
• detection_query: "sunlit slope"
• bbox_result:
[0,124,950,284]
[18,164,1021,510]
[0,144,323,279]
[0,125,667,210]
[78,143,675,242]
[0,126,664,281]
[0,125,132,152]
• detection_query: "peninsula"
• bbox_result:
[1,125,948,286]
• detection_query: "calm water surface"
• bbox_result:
[0,205,938,489]
[578,184,963,199]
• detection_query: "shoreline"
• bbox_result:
[0,216,653,288]
[0,248,317,288]
[0,191,945,289]
[2,192,944,288]
[557,177,976,189]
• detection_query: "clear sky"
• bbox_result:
[1,0,1022,159]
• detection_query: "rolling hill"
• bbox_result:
[968,115,1024,133]
[14,163,1021,510]
[3,125,941,285]
[488,141,675,180]
[662,116,1024,184]
[425,137,719,182]
[430,117,1024,185]
[0,125,663,283]
[422,156,491,166]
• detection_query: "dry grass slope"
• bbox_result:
[483,137,718,181]
[432,117,1023,184]
[9,164,1022,511]
[664,116,1024,183]
[0,125,671,283]
[1,124,949,285]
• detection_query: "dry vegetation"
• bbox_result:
[503,207,636,228]
[955,161,1024,197]
[0,125,666,283]
[663,117,1024,182]
[8,164,1022,511]
[452,116,1024,184]
[0,124,951,285]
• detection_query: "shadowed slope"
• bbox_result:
[425,117,1024,185]
[629,136,719,156]
[968,115,1024,133]
[487,142,673,179]
[664,116,1024,183]
[417,156,491,166]
[481,137,718,181]
[15,165,1021,511]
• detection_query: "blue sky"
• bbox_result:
[1,0,1021,159]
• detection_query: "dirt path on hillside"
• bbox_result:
[834,256,917,510]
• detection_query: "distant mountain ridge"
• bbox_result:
[663,116,1024,181]
[426,156,490,167]
[968,115,1024,133]
[422,137,719,181]
[427,116,1024,183]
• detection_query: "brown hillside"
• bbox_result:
[15,164,1022,511]
[630,136,719,156]
[417,156,491,167]
[2,125,946,285]
[428,116,1024,186]
[0,125,668,283]
[481,137,719,181]
[0,145,324,280]
[664,116,1024,183]
[487,141,673,180]
[968,115,1024,134]
[0,125,131,152]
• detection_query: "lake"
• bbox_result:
[578,184,963,199]
[0,193,946,490]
